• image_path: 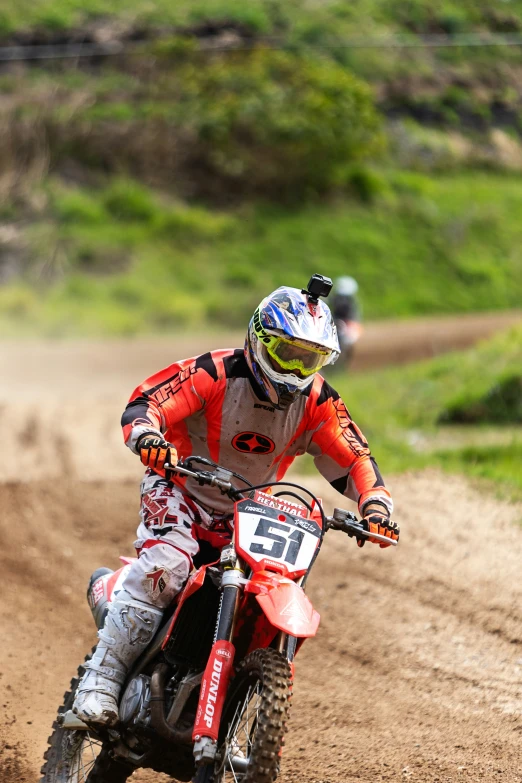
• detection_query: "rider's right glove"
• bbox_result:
[137,433,177,472]
[359,502,399,549]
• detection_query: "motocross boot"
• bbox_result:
[73,588,163,727]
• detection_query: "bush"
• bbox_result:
[170,48,384,199]
[343,164,392,203]
[154,206,236,243]
[46,47,383,202]
[103,180,157,222]
[54,189,107,224]
[441,374,522,424]
[0,285,37,319]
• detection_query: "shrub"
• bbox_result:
[170,48,384,199]
[47,47,384,202]
[54,189,107,224]
[343,164,391,203]
[154,206,236,243]
[223,263,257,287]
[441,374,522,424]
[103,180,156,222]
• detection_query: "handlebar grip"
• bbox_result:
[342,521,398,547]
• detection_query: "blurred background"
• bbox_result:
[1,3,522,782]
[0,0,520,493]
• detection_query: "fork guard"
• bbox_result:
[193,640,236,743]
[246,571,320,638]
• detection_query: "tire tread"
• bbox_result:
[40,649,131,783]
[220,648,292,783]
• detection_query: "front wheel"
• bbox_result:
[213,648,292,783]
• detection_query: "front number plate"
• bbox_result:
[234,499,321,575]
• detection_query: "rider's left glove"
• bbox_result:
[359,502,399,548]
[137,433,177,472]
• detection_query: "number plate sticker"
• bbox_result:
[234,499,321,574]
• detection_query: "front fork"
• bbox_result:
[192,550,244,765]
[192,550,299,767]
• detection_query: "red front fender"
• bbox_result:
[250,573,320,638]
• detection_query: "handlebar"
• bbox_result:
[167,463,236,494]
[164,458,398,547]
[326,512,398,547]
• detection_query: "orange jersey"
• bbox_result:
[122,349,392,515]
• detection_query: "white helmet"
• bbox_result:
[245,284,340,409]
[336,276,359,296]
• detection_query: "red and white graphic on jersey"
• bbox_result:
[121,349,392,515]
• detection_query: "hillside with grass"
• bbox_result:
[2,171,522,335]
[1,0,522,333]
[330,324,522,498]
[3,0,522,147]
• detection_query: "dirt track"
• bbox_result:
[1,313,522,783]
[2,475,522,783]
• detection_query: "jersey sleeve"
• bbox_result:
[306,378,393,514]
[121,353,218,453]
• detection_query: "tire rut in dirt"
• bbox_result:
[3,473,522,781]
[216,648,292,783]
[40,653,132,783]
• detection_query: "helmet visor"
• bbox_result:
[266,337,333,377]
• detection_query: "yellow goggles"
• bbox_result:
[266,337,332,377]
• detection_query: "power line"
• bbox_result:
[0,41,124,61]
[316,32,522,49]
[3,32,522,61]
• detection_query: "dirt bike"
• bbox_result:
[41,456,397,783]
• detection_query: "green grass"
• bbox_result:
[1,170,522,336]
[4,49,383,201]
[336,325,522,431]
[3,0,522,103]
[434,441,522,500]
[3,0,522,39]
[331,325,522,498]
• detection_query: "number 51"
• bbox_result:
[249,519,304,565]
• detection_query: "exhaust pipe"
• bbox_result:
[150,663,193,745]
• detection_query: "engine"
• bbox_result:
[119,674,152,731]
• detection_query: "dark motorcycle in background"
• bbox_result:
[41,456,397,783]
[334,318,363,369]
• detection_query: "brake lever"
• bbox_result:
[343,521,398,547]
[326,512,398,547]
[164,463,200,481]
[164,462,244,501]
[326,509,358,531]
[181,456,216,471]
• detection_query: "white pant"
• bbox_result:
[122,472,232,609]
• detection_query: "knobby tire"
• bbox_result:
[40,651,132,783]
[214,648,292,783]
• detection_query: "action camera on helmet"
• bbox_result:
[302,274,333,303]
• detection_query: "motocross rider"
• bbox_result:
[73,275,399,727]
[332,275,361,324]
[332,275,362,364]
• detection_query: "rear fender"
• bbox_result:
[102,557,137,603]
[105,564,131,602]
[119,556,137,566]
[247,571,320,638]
